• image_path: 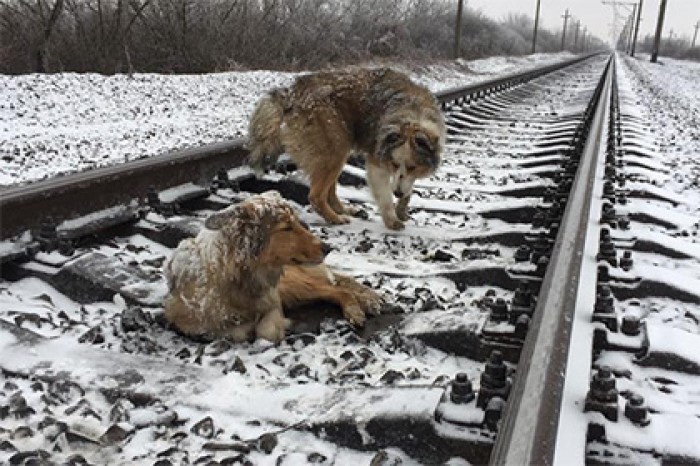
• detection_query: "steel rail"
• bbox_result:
[489,56,613,465]
[0,54,601,240]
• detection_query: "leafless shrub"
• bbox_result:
[0,0,616,74]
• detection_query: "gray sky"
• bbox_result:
[465,0,699,45]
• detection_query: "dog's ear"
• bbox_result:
[413,131,440,169]
[204,205,249,231]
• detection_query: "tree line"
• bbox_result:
[1,0,613,75]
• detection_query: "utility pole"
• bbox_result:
[626,4,637,54]
[532,0,542,54]
[561,9,571,51]
[602,1,639,51]
[631,0,643,57]
[582,27,588,51]
[573,20,581,51]
[650,0,668,63]
[454,0,464,59]
[693,21,700,48]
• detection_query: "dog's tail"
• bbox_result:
[247,89,288,175]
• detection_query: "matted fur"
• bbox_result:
[248,67,445,230]
[163,191,382,342]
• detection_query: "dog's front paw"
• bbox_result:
[383,216,405,230]
[256,316,291,343]
[395,205,410,222]
[361,292,384,316]
[328,214,351,225]
[343,304,366,327]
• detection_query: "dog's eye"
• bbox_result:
[406,165,416,173]
[282,224,295,232]
[414,134,432,152]
[390,161,400,171]
[385,132,402,145]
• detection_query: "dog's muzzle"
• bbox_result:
[393,189,404,198]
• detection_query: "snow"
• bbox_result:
[2,52,700,464]
[1,53,574,187]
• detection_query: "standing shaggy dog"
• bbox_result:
[163,191,382,342]
[248,68,445,230]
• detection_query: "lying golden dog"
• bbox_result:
[163,191,381,342]
[248,67,445,230]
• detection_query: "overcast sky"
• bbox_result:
[465,0,699,45]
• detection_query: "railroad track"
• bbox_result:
[1,53,699,465]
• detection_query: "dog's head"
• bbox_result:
[375,107,445,198]
[204,191,329,268]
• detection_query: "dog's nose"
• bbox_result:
[322,242,333,256]
[393,189,403,198]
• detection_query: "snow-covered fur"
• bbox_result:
[163,191,382,342]
[247,67,445,230]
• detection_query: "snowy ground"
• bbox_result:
[1,53,700,465]
[0,52,575,187]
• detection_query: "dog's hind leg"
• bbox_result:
[164,294,207,336]
[328,183,360,216]
[308,161,350,225]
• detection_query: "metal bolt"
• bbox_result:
[585,366,619,421]
[512,284,532,308]
[450,373,475,404]
[597,236,617,266]
[603,180,615,196]
[533,211,546,228]
[514,314,530,339]
[483,351,507,386]
[536,255,549,277]
[514,245,531,262]
[624,394,650,426]
[620,315,640,336]
[490,298,509,322]
[620,251,633,271]
[548,223,560,239]
[477,350,511,409]
[146,187,160,207]
[605,164,617,179]
[618,215,630,230]
[531,232,550,263]
[543,188,556,203]
[593,285,617,331]
[594,285,614,314]
[483,397,506,431]
[37,217,59,251]
[601,202,616,224]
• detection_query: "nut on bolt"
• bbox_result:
[597,236,617,267]
[490,298,509,322]
[624,394,650,426]
[593,285,618,332]
[514,245,531,262]
[514,314,530,339]
[37,217,59,251]
[477,350,511,409]
[483,397,506,432]
[450,373,476,404]
[584,366,619,422]
[619,251,633,271]
[620,314,641,336]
